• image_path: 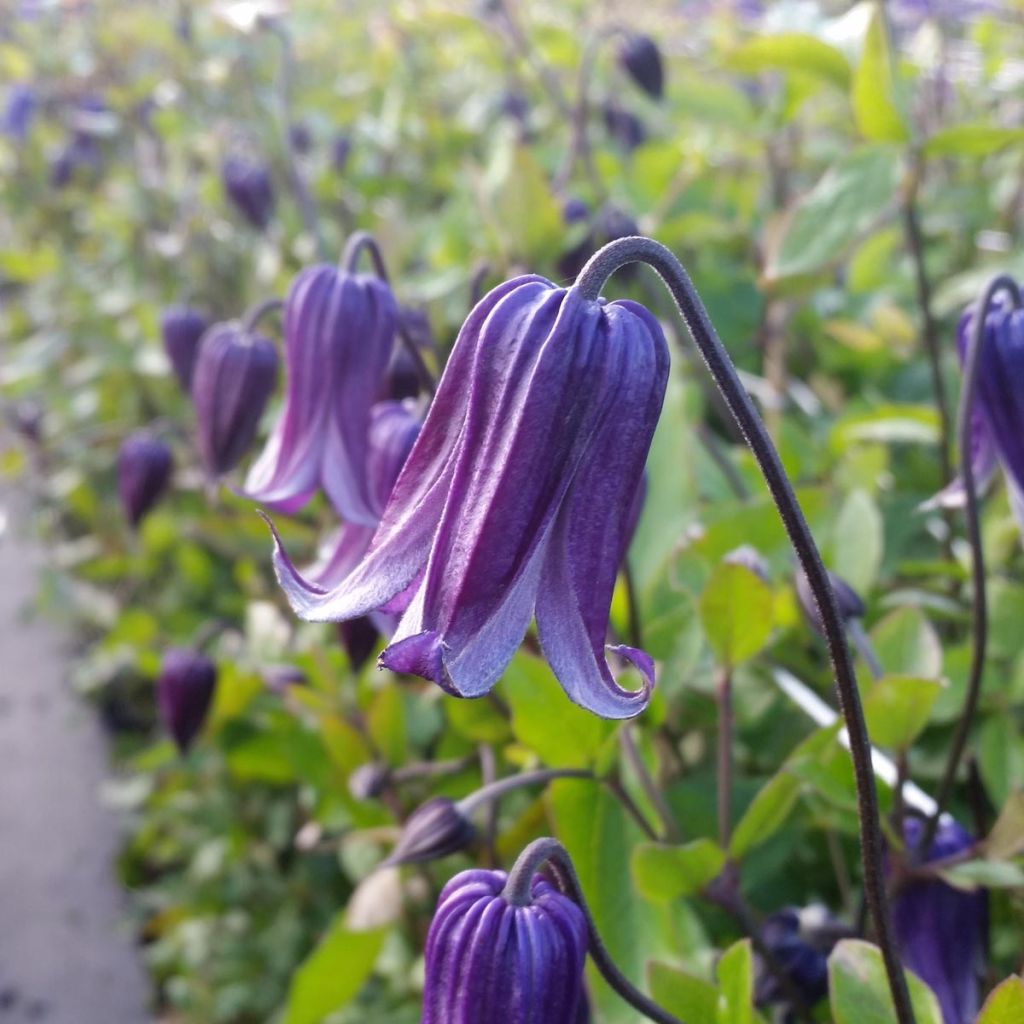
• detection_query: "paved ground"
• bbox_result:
[0,488,151,1023]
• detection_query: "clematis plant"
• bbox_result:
[268,271,668,718]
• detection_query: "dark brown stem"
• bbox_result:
[716,665,733,849]
[620,724,682,843]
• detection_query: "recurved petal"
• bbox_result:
[534,298,668,718]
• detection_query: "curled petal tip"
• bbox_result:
[380,631,457,693]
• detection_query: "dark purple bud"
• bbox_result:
[498,90,530,123]
[288,121,313,154]
[348,761,391,801]
[157,648,217,753]
[422,868,587,1023]
[338,617,381,671]
[956,297,1024,533]
[269,276,668,718]
[9,399,43,444]
[562,196,590,225]
[892,818,986,1024]
[331,132,352,172]
[755,906,845,1010]
[191,321,278,478]
[383,797,476,867]
[2,83,36,141]
[724,545,770,583]
[221,154,275,230]
[117,432,173,528]
[160,305,208,393]
[599,205,640,244]
[244,264,397,523]
[602,101,647,153]
[795,568,864,636]
[617,33,665,100]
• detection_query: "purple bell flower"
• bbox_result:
[160,305,209,393]
[221,154,275,230]
[269,275,668,718]
[2,83,36,141]
[244,265,397,523]
[422,868,587,1024]
[156,648,217,753]
[616,33,665,100]
[117,432,173,528]
[892,818,986,1024]
[755,906,846,1011]
[192,320,278,478]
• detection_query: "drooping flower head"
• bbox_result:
[384,797,476,867]
[422,868,587,1024]
[616,33,665,100]
[221,153,275,230]
[955,296,1024,531]
[160,305,209,393]
[892,817,986,1024]
[157,648,218,753]
[244,264,397,524]
[117,432,173,528]
[602,100,647,153]
[192,320,278,478]
[269,275,668,718]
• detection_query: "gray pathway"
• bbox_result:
[0,487,151,1023]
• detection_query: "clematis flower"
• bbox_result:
[421,868,587,1024]
[244,265,397,523]
[948,299,1024,532]
[892,817,987,1024]
[160,305,209,392]
[268,275,668,718]
[616,33,664,100]
[383,797,476,867]
[192,320,278,478]
[157,648,218,753]
[221,153,275,230]
[117,432,173,527]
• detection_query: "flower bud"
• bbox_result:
[117,432,173,528]
[616,33,665,100]
[755,906,843,1010]
[602,100,647,153]
[422,867,587,1023]
[191,321,278,478]
[561,196,590,225]
[331,132,352,172]
[160,305,208,393]
[2,83,36,142]
[288,121,313,154]
[221,154,275,230]
[795,568,864,636]
[261,663,306,694]
[338,617,381,671]
[157,648,217,753]
[382,797,476,867]
[9,399,43,444]
[348,761,391,801]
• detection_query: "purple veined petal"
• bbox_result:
[264,277,544,624]
[1004,468,1024,540]
[305,522,376,588]
[384,282,605,698]
[921,403,999,512]
[535,298,668,718]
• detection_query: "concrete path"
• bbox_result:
[0,487,151,1023]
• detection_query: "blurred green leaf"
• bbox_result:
[730,770,800,860]
[728,33,850,87]
[832,489,883,594]
[648,962,718,1022]
[699,562,775,667]
[924,125,1024,158]
[985,791,1024,860]
[631,839,726,904]
[852,9,908,143]
[869,607,942,679]
[863,675,943,750]
[716,939,760,1024]
[976,975,1024,1024]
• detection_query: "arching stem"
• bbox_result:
[919,274,1022,855]
[575,236,915,1024]
[340,231,437,396]
[241,297,283,334]
[504,838,684,1024]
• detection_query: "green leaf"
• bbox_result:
[729,770,800,859]
[829,939,943,1024]
[852,8,908,142]
[282,915,386,1024]
[502,652,614,768]
[979,715,1024,808]
[977,975,1024,1024]
[868,607,943,679]
[699,562,775,667]
[832,489,883,594]
[985,791,1024,860]
[366,685,406,765]
[728,33,851,88]
[766,147,902,281]
[631,839,727,904]
[924,125,1024,158]
[940,859,1024,890]
[716,939,758,1024]
[648,962,718,1022]
[863,675,943,750]
[831,404,940,448]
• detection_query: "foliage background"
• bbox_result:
[2,0,1023,1021]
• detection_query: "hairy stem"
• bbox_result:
[921,274,1022,854]
[576,236,915,1024]
[505,838,684,1024]
[456,767,592,818]
[241,296,284,333]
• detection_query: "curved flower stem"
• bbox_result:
[504,838,684,1024]
[241,297,284,334]
[456,768,592,817]
[262,20,328,261]
[340,230,437,396]
[920,274,1023,855]
[576,236,915,1024]
[478,744,500,867]
[715,665,734,848]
